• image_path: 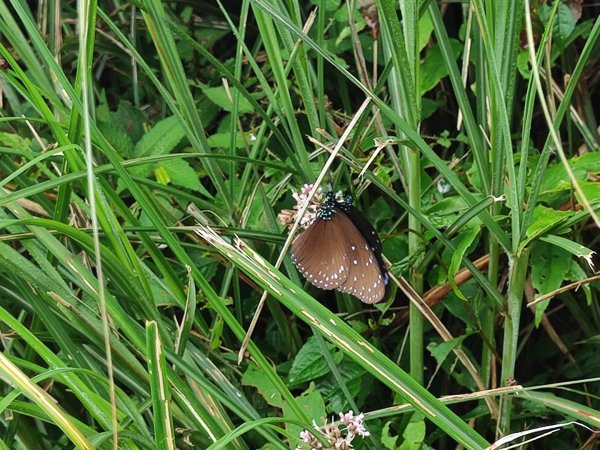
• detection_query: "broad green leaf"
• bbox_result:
[421,97,441,120]
[288,336,342,387]
[539,234,595,269]
[284,384,326,443]
[540,152,600,194]
[381,421,399,450]
[417,13,434,53]
[427,335,469,367]
[565,261,593,305]
[112,100,148,141]
[0,131,31,148]
[98,99,147,157]
[161,158,203,192]
[448,227,481,301]
[155,165,170,185]
[521,205,573,250]
[209,316,224,350]
[202,86,254,114]
[420,39,461,94]
[207,131,247,149]
[530,241,571,326]
[425,196,471,229]
[572,150,600,171]
[310,0,340,12]
[575,181,600,207]
[516,49,531,79]
[399,414,426,450]
[319,359,366,412]
[242,363,284,408]
[98,119,134,158]
[425,195,470,214]
[531,241,571,293]
[541,3,577,42]
[134,115,185,157]
[555,3,578,40]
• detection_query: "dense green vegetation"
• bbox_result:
[0,0,599,449]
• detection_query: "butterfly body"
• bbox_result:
[291,192,389,304]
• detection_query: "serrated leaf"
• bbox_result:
[160,158,203,192]
[113,100,147,142]
[283,384,326,441]
[288,336,341,387]
[242,363,284,408]
[0,131,31,148]
[98,120,134,158]
[319,359,366,412]
[134,116,185,157]
[427,335,469,367]
[381,421,399,450]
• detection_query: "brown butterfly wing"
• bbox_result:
[334,212,387,304]
[291,210,386,303]
[291,214,351,290]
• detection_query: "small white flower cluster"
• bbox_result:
[296,410,370,450]
[293,184,323,229]
[278,184,323,230]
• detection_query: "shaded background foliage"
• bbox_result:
[0,0,599,449]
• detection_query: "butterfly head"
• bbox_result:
[318,191,353,220]
[339,194,353,212]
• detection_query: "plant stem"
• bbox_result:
[408,146,424,385]
[499,249,530,434]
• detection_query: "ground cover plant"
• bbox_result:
[0,0,599,449]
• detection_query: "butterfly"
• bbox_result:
[291,192,389,303]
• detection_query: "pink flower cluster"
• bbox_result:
[296,410,370,450]
[278,184,323,230]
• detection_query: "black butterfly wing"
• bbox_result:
[343,205,383,254]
